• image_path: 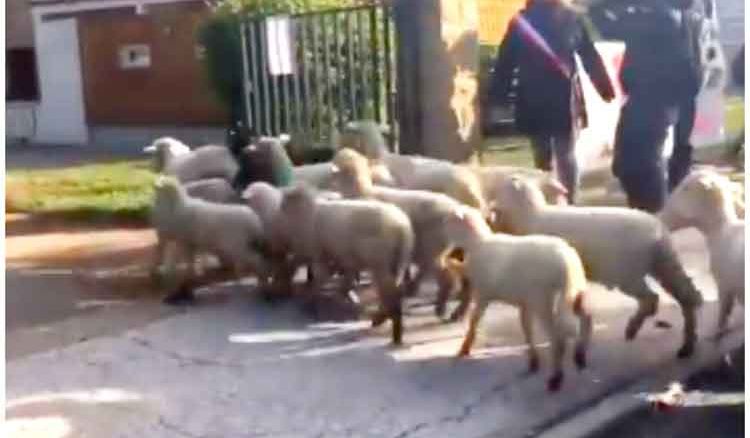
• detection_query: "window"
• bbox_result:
[118,44,151,69]
[6,48,40,101]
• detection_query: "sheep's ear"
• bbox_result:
[510,177,523,191]
[278,134,291,146]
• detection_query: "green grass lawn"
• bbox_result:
[6,160,156,224]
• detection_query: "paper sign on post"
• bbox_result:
[266,16,296,76]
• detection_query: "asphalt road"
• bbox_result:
[5,226,745,438]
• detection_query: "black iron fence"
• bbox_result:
[240,3,397,147]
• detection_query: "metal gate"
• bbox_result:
[239,3,397,147]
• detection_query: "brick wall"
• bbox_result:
[78,2,227,126]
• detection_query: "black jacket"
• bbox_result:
[489,2,615,135]
[590,0,704,104]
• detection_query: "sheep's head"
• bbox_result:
[241,181,280,217]
[490,177,547,231]
[279,184,317,218]
[144,137,191,172]
[444,205,493,246]
[331,148,373,196]
[340,120,389,159]
[540,176,569,205]
[660,170,742,231]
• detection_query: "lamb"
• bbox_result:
[331,148,465,317]
[490,177,705,358]
[277,184,414,344]
[340,121,483,207]
[151,175,270,304]
[443,206,592,391]
[150,177,240,282]
[144,137,239,183]
[659,170,745,339]
[470,165,569,206]
[183,178,240,204]
[233,137,295,190]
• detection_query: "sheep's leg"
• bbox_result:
[304,260,333,318]
[715,289,737,341]
[623,280,660,342]
[373,274,404,345]
[449,276,472,322]
[519,305,540,373]
[163,244,197,305]
[650,239,703,358]
[457,300,488,357]
[539,307,568,392]
[573,299,593,370]
[336,271,361,305]
[434,265,458,320]
[150,237,169,284]
[404,264,428,297]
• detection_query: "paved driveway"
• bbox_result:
[5,227,744,438]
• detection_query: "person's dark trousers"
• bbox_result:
[613,97,677,213]
[531,133,578,204]
[668,97,697,191]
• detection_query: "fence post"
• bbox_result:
[393,0,481,161]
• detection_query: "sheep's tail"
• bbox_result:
[560,243,588,317]
[651,237,704,309]
[393,224,415,287]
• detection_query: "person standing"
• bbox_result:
[488,0,615,204]
[593,0,702,212]
[668,0,709,191]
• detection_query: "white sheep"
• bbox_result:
[341,121,495,213]
[469,165,569,206]
[491,178,705,358]
[660,170,745,339]
[144,137,239,183]
[278,184,414,344]
[149,177,240,282]
[443,206,592,392]
[151,175,270,304]
[331,148,465,317]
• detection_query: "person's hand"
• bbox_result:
[601,89,616,103]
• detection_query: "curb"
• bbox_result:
[533,327,745,438]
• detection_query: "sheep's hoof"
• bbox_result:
[677,342,695,359]
[547,373,564,392]
[434,303,447,320]
[371,311,388,327]
[449,307,467,322]
[163,287,195,306]
[456,347,471,358]
[574,348,587,370]
[528,356,540,373]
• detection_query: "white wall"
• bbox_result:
[31,16,89,145]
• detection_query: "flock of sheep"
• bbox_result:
[143,120,744,392]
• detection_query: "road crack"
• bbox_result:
[391,382,507,438]
[129,336,244,369]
